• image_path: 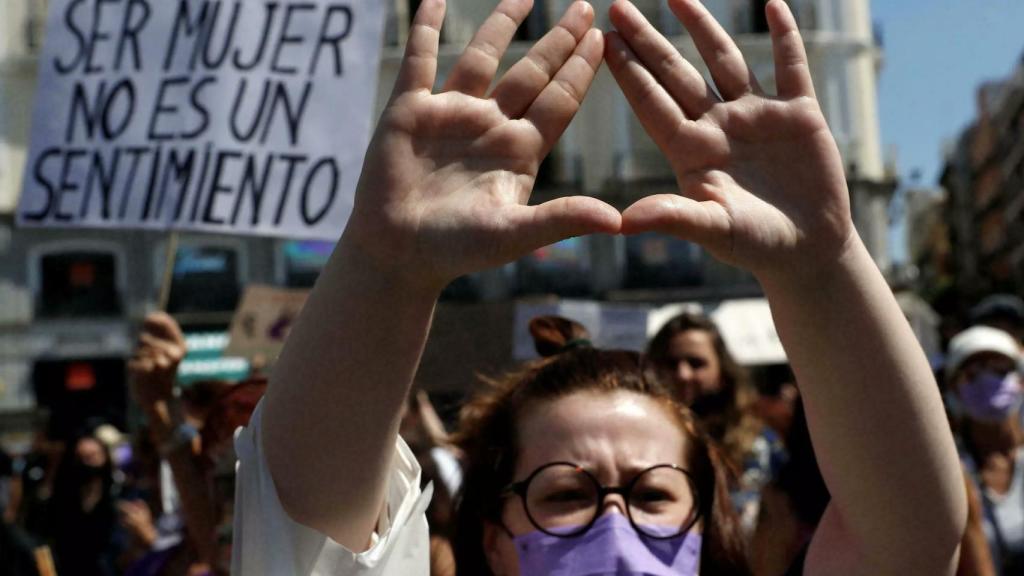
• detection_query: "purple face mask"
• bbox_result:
[959,370,1023,422]
[514,513,702,576]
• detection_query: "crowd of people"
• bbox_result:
[1,290,1021,575]
[1,0,1023,574]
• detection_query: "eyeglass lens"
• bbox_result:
[523,464,697,538]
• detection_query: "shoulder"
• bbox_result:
[232,402,434,576]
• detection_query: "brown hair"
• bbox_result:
[647,312,764,477]
[451,316,751,575]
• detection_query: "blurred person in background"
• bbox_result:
[127,312,266,576]
[749,400,828,576]
[969,295,1024,350]
[49,428,123,576]
[401,389,462,576]
[1,448,40,576]
[753,365,799,442]
[15,415,62,545]
[947,325,1024,574]
[647,312,785,533]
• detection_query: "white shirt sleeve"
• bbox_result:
[231,401,432,576]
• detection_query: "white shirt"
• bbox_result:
[232,403,433,575]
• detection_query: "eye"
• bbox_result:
[544,489,592,504]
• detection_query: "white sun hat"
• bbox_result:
[945,325,1021,378]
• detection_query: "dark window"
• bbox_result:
[409,0,422,25]
[517,236,592,296]
[38,251,121,318]
[624,233,703,289]
[281,241,334,288]
[32,357,127,441]
[440,275,481,301]
[166,246,241,314]
[515,2,549,41]
[752,0,770,33]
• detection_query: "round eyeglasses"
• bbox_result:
[501,462,701,540]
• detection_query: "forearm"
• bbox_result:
[261,234,440,550]
[757,235,965,571]
[144,402,218,563]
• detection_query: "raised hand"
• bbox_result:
[344,0,620,292]
[128,311,186,411]
[606,0,853,278]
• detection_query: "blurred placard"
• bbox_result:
[513,300,652,360]
[17,0,385,240]
[225,285,309,362]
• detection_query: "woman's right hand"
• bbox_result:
[343,0,620,293]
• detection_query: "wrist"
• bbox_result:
[332,231,448,299]
[157,421,199,457]
[754,230,865,294]
[146,398,184,442]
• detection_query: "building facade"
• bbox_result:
[0,0,895,434]
[930,61,1024,302]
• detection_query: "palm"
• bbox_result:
[367,94,539,271]
[346,0,619,290]
[607,0,853,276]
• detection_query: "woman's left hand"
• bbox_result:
[606,0,854,280]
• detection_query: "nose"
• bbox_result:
[599,493,629,517]
[676,361,694,384]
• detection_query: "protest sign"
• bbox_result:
[224,284,309,361]
[708,299,786,365]
[17,0,385,240]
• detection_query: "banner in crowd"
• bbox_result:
[225,284,309,362]
[17,0,385,240]
[513,298,787,366]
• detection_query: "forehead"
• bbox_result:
[77,437,103,454]
[668,330,715,356]
[514,391,688,481]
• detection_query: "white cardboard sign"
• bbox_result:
[17,0,385,240]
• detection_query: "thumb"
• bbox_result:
[621,194,733,257]
[505,196,621,256]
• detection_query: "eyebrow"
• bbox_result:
[577,461,684,481]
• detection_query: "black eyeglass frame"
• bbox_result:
[500,461,702,540]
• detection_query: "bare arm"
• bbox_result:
[129,313,218,565]
[260,0,620,551]
[606,1,965,573]
[957,469,996,576]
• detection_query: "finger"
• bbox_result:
[668,0,762,100]
[505,196,621,256]
[605,31,690,147]
[523,28,603,154]
[393,0,447,94]
[608,0,719,117]
[139,333,185,364]
[766,0,815,99]
[142,312,185,346]
[128,357,154,375]
[621,194,733,255]
[442,0,534,96]
[491,0,594,118]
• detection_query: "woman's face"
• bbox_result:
[663,330,722,406]
[483,390,692,576]
[75,437,107,468]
